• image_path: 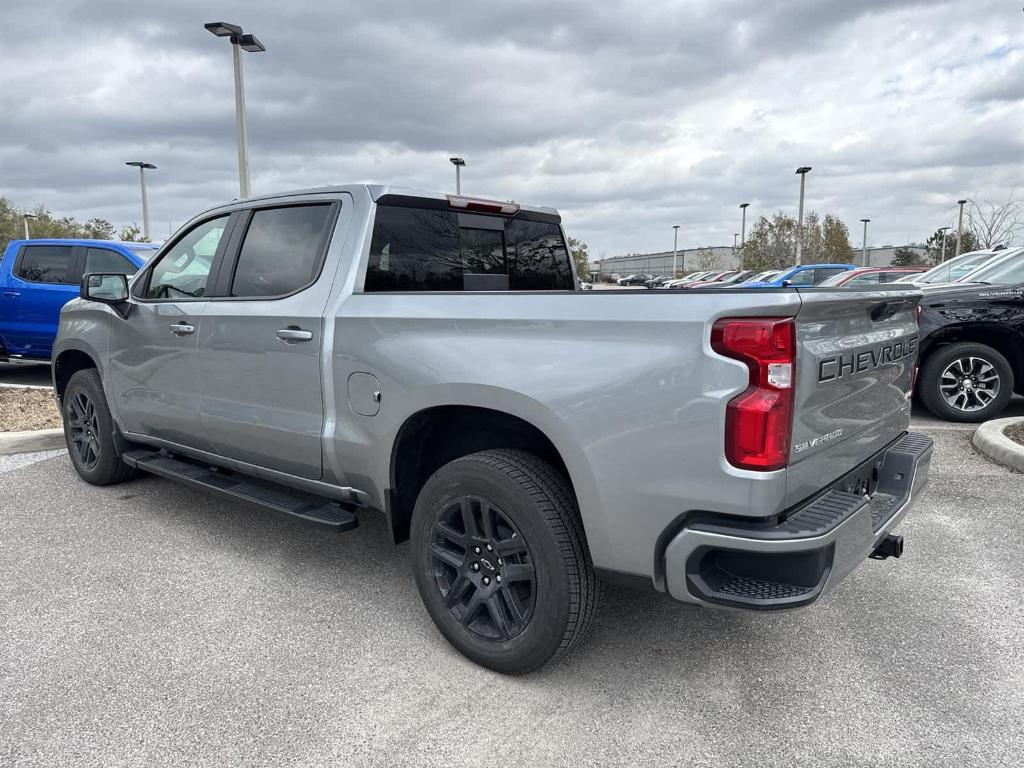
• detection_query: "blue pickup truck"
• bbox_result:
[0,238,159,361]
[742,263,856,287]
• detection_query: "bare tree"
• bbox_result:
[967,190,1024,249]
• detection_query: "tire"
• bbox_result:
[918,342,1014,423]
[410,449,601,674]
[62,368,137,485]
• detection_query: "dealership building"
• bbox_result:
[591,245,929,279]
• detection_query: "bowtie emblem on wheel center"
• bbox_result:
[479,557,496,572]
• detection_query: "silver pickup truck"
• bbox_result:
[53,184,932,673]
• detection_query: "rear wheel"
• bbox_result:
[410,449,600,674]
[918,342,1014,423]
[62,369,136,485]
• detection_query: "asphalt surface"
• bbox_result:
[0,362,51,388]
[2,423,1022,767]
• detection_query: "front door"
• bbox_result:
[108,214,232,448]
[198,202,339,480]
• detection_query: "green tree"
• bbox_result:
[569,237,589,279]
[819,214,855,264]
[891,246,928,267]
[0,197,119,253]
[741,211,799,270]
[925,228,978,265]
[741,210,854,269]
[119,223,145,242]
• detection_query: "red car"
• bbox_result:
[816,266,927,287]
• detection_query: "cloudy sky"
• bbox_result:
[1,0,1022,256]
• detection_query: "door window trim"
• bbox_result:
[207,201,340,302]
[131,212,240,303]
[12,244,81,285]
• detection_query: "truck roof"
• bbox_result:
[5,238,160,249]
[233,184,561,219]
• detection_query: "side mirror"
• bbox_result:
[82,273,129,303]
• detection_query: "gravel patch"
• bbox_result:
[1006,422,1024,447]
[0,388,61,432]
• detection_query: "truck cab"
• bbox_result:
[0,238,159,361]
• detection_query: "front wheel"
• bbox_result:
[62,368,137,485]
[410,449,600,674]
[918,342,1014,423]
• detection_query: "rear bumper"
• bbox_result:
[663,432,933,610]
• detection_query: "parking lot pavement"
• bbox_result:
[1,424,1022,767]
[0,361,51,388]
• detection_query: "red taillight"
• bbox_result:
[446,194,520,215]
[711,317,795,471]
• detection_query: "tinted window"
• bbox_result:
[812,268,845,284]
[230,205,334,297]
[16,245,75,284]
[145,216,228,299]
[365,205,572,292]
[86,247,137,275]
[786,269,816,286]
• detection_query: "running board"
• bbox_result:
[122,449,359,532]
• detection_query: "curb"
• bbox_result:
[972,417,1024,473]
[0,428,65,456]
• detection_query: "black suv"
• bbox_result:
[916,248,1024,422]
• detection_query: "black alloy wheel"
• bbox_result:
[410,449,600,674]
[429,495,535,641]
[66,390,101,470]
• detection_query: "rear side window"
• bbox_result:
[230,205,334,297]
[813,268,846,284]
[365,205,572,292]
[15,245,75,284]
[86,247,137,276]
[786,269,816,286]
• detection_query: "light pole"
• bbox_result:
[794,167,812,265]
[125,162,156,241]
[205,22,265,198]
[22,213,37,240]
[860,218,870,267]
[739,202,749,248]
[955,198,968,257]
[938,225,951,263]
[672,225,681,277]
[449,157,465,194]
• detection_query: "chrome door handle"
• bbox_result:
[276,327,313,343]
[170,322,195,336]
[2,291,19,299]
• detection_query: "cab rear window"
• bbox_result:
[365,205,572,292]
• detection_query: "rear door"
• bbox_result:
[787,286,920,506]
[0,243,79,358]
[197,200,341,480]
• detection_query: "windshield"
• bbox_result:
[742,270,779,284]
[959,249,1024,285]
[916,251,995,284]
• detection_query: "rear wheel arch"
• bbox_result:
[387,405,583,546]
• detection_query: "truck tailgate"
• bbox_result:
[787,287,921,507]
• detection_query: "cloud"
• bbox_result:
[0,0,1021,252]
